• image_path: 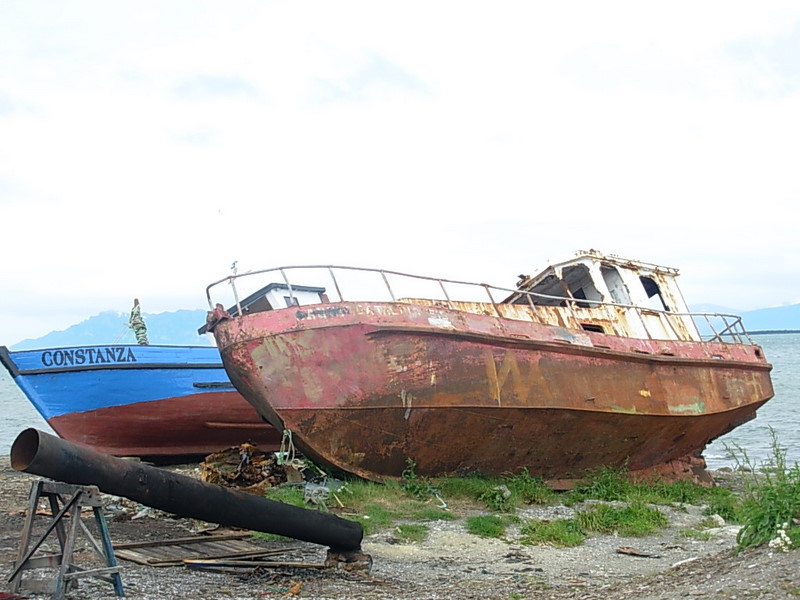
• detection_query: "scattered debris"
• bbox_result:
[200,444,288,494]
[324,548,374,573]
[616,546,661,558]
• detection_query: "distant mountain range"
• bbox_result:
[10,310,213,350]
[8,303,800,350]
[733,303,800,333]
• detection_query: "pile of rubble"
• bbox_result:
[199,443,297,494]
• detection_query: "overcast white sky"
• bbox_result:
[1,1,799,347]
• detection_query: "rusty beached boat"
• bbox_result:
[202,250,774,485]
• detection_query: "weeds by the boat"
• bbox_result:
[566,466,736,512]
[727,428,800,552]
[435,469,554,512]
[681,528,713,541]
[434,475,497,503]
[401,459,440,500]
[466,514,516,539]
[393,524,429,543]
[518,502,668,547]
[328,476,454,535]
[257,440,800,553]
[576,502,668,536]
[520,518,584,547]
[263,484,306,507]
[354,504,395,535]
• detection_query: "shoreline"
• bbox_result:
[0,456,798,599]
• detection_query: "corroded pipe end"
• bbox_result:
[324,549,372,574]
[11,428,40,472]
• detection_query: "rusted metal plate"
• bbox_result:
[213,300,773,484]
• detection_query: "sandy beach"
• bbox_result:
[0,456,798,600]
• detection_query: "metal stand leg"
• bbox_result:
[8,480,124,599]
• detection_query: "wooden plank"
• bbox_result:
[113,536,293,567]
[184,558,325,570]
[113,532,249,550]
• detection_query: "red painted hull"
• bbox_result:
[212,301,773,482]
[47,390,281,457]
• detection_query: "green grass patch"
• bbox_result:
[518,503,667,547]
[263,485,307,508]
[466,514,511,538]
[701,487,743,523]
[520,518,585,547]
[413,507,458,521]
[433,470,554,512]
[349,503,395,535]
[262,443,800,552]
[394,524,429,543]
[576,502,668,537]
[565,466,736,510]
[434,475,497,502]
[520,504,668,548]
[729,429,800,552]
[505,469,555,506]
[401,459,441,500]
[333,476,456,534]
[681,528,713,541]
[567,467,633,503]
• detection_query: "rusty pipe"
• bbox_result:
[11,428,363,552]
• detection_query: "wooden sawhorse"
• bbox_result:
[8,480,124,599]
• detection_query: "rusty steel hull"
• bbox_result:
[211,301,774,482]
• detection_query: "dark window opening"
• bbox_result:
[581,323,605,333]
[640,276,670,311]
[284,295,300,307]
[572,288,591,308]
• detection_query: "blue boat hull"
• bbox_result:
[0,344,279,457]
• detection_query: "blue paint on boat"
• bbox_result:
[1,344,234,420]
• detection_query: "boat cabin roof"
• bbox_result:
[508,249,690,315]
[198,283,327,335]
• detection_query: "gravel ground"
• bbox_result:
[0,456,798,599]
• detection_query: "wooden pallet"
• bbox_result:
[114,533,294,567]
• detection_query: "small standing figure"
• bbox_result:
[129,298,149,345]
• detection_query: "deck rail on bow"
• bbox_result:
[205,265,754,345]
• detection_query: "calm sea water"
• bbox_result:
[1,367,55,453]
[704,332,800,469]
[1,334,797,468]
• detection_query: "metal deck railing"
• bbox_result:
[206,265,754,345]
